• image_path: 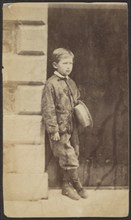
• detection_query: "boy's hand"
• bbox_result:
[51,132,60,141]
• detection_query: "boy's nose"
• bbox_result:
[67,64,72,68]
[67,67,71,70]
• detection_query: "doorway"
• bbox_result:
[46,3,128,188]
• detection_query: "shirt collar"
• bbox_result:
[54,71,69,79]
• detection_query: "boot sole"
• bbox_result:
[62,191,80,200]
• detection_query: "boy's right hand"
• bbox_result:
[51,132,60,141]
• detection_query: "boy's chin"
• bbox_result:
[63,72,71,76]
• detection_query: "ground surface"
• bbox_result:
[4,189,129,218]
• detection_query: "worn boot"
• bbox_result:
[68,169,88,199]
[62,170,80,200]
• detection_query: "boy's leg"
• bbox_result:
[49,133,87,199]
[67,168,88,199]
[70,123,79,157]
[62,169,80,200]
[49,133,81,200]
[69,119,88,198]
[49,132,79,170]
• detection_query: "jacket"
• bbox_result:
[41,74,80,134]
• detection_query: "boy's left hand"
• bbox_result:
[51,132,60,141]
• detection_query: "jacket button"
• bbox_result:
[105,159,111,164]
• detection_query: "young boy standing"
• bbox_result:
[41,48,88,200]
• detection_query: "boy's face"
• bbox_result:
[53,56,73,76]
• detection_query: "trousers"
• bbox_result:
[49,128,79,170]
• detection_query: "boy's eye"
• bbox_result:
[63,62,73,64]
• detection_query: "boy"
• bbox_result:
[41,48,88,200]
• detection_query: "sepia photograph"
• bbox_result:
[2,1,129,218]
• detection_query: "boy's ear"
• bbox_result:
[52,62,58,69]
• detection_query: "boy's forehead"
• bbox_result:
[59,55,73,61]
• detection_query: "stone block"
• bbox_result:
[3,85,17,113]
[3,55,47,84]
[3,115,44,144]
[3,29,13,53]
[3,144,15,173]
[16,25,47,55]
[3,3,48,24]
[15,85,44,114]
[3,173,48,201]
[3,145,45,174]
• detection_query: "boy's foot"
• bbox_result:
[62,182,80,200]
[72,181,88,199]
[67,169,88,199]
[77,188,88,199]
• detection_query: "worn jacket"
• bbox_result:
[41,74,80,134]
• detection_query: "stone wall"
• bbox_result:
[3,3,48,201]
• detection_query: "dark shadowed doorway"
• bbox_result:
[46,3,128,188]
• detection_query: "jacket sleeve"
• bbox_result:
[74,82,81,104]
[77,87,80,101]
[68,78,81,105]
[41,82,59,134]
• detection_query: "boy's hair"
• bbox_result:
[52,48,74,63]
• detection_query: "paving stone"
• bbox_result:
[3,189,129,218]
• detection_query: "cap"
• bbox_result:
[74,100,93,128]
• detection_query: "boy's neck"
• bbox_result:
[54,71,69,79]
